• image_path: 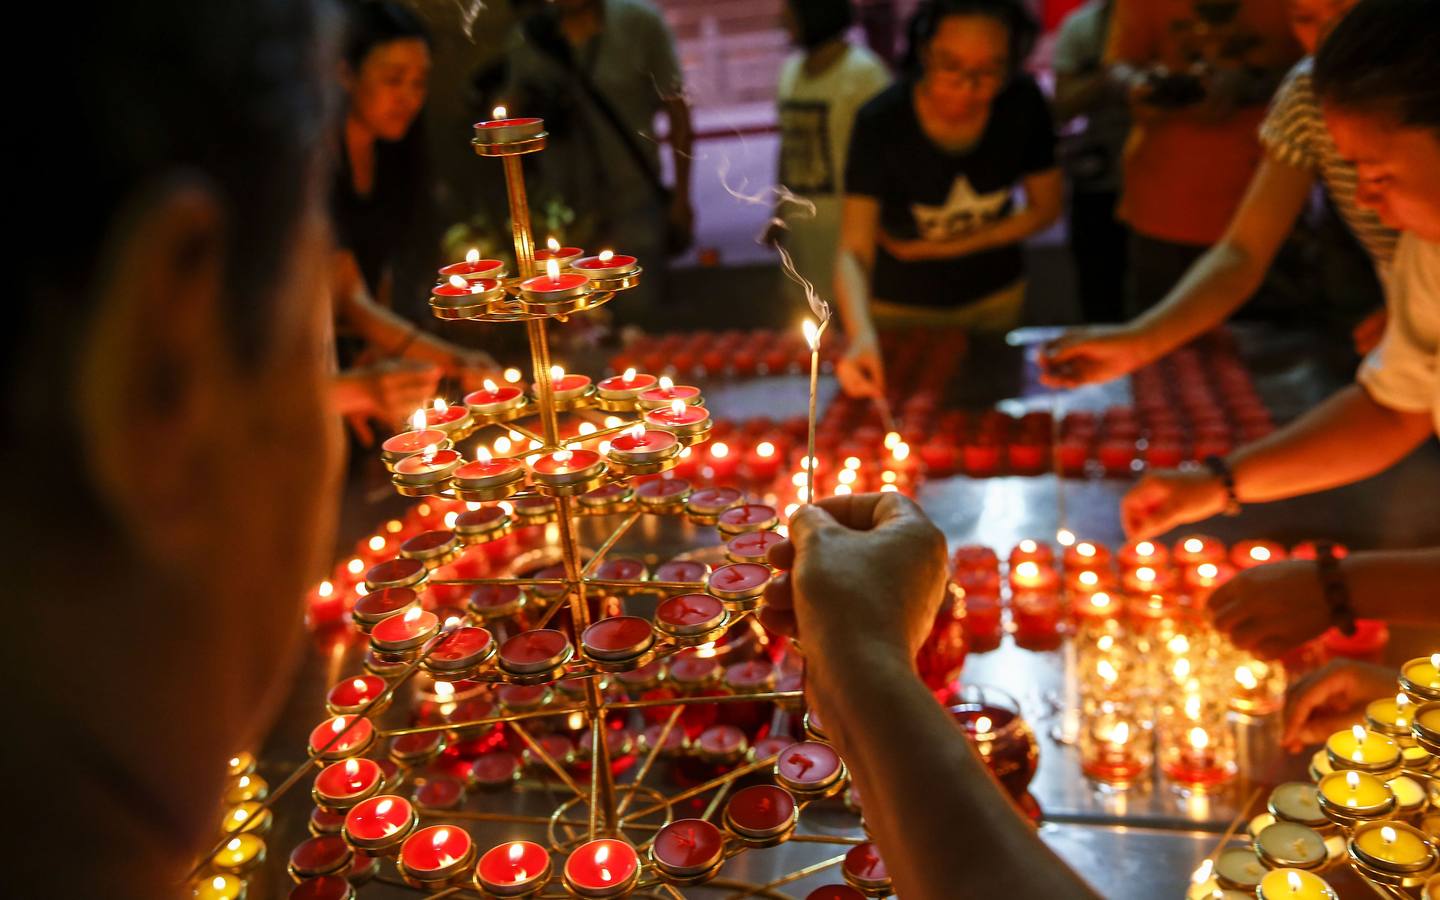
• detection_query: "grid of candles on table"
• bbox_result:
[1186,654,1440,900]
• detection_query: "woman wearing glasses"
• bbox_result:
[834,0,1061,398]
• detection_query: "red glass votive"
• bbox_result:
[399,825,474,882]
[476,841,552,896]
[563,839,641,898]
[1118,540,1169,572]
[498,629,573,674]
[343,795,417,852]
[725,784,798,840]
[1009,561,1059,594]
[1012,592,1061,645]
[774,741,843,793]
[651,819,724,879]
[961,591,1003,644]
[582,616,656,662]
[1173,534,1225,566]
[1063,541,1112,571]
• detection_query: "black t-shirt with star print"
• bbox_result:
[844,76,1056,309]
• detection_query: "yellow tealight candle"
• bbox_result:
[1402,655,1440,701]
[1326,724,1399,771]
[192,873,246,900]
[1214,846,1266,890]
[1256,822,1327,870]
[1256,868,1336,900]
[226,752,256,778]
[1353,821,1436,872]
[1268,782,1326,828]
[1420,705,1440,735]
[1368,693,1415,737]
[1319,770,1392,811]
[1393,775,1429,816]
[222,773,269,806]
[211,833,265,875]
[1425,871,1440,900]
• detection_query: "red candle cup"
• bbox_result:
[426,626,496,673]
[530,449,605,493]
[645,401,712,439]
[686,486,745,522]
[452,455,525,501]
[498,629,573,675]
[1173,534,1225,567]
[533,242,585,268]
[536,372,593,404]
[420,401,472,435]
[579,482,636,514]
[474,114,544,144]
[1063,541,1112,571]
[1008,560,1059,594]
[314,758,385,810]
[605,426,680,467]
[469,752,522,789]
[290,876,356,900]
[726,530,784,565]
[464,382,527,419]
[1232,539,1287,569]
[654,558,710,585]
[399,530,461,566]
[1012,592,1062,647]
[635,477,693,512]
[438,254,505,282]
[581,616,657,662]
[393,447,464,488]
[669,653,722,691]
[1121,565,1177,596]
[371,608,441,653]
[641,722,691,756]
[697,724,750,762]
[594,557,648,585]
[651,819,724,880]
[476,841,553,897]
[707,563,771,605]
[717,503,779,535]
[519,266,590,307]
[398,825,474,884]
[774,741,844,794]
[411,774,465,811]
[307,806,344,836]
[1008,539,1054,568]
[807,887,866,900]
[289,835,354,880]
[382,429,451,466]
[431,276,504,318]
[1183,561,1235,595]
[656,593,727,638]
[724,659,776,694]
[637,380,703,410]
[343,795,417,853]
[563,839,641,898]
[596,369,658,404]
[498,683,552,711]
[1118,540,1169,572]
[724,784,798,842]
[842,842,891,893]
[365,558,429,593]
[309,715,376,761]
[454,506,512,542]
[389,730,446,767]
[574,251,640,278]
[743,441,783,482]
[326,675,388,716]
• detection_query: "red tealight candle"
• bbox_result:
[669,652,722,690]
[308,715,375,760]
[725,784,797,840]
[1008,539,1054,568]
[398,529,459,564]
[438,251,505,281]
[1174,534,1225,566]
[742,440,783,482]
[477,841,553,896]
[426,626,496,672]
[399,825,474,882]
[382,428,450,464]
[563,839,641,898]
[474,108,544,144]
[717,503,779,535]
[536,368,593,403]
[651,819,724,878]
[289,835,354,879]
[774,741,843,793]
[697,724,749,761]
[411,775,465,811]
[326,675,387,715]
[637,377,702,410]
[1008,561,1058,594]
[390,730,445,766]
[314,758,384,810]
[421,399,472,435]
[371,607,441,653]
[645,400,711,438]
[1121,565,1176,595]
[469,752,522,789]
[1118,539,1169,571]
[656,593,727,637]
[1183,561,1236,594]
[606,425,680,466]
[842,842,891,892]
[289,875,356,900]
[596,368,658,403]
[530,448,604,487]
[393,447,464,487]
[431,275,504,317]
[520,259,590,303]
[1232,539,1287,569]
[707,563,771,603]
[1012,591,1062,646]
[595,557,647,582]
[724,659,776,693]
[726,530,784,564]
[1063,541,1112,570]
[342,795,417,852]
[464,380,527,418]
[582,616,656,661]
[636,476,693,509]
[453,451,525,496]
[642,722,690,756]
[654,558,710,584]
[686,486,745,520]
[574,250,639,278]
[498,629,573,674]
[533,238,585,268]
[365,558,429,592]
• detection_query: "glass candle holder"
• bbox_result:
[1228,655,1286,716]
[948,684,1039,805]
[1079,704,1151,788]
[1158,706,1236,790]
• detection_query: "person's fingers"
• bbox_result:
[767,539,796,571]
[1227,617,1274,654]
[787,503,841,550]
[1208,582,1251,632]
[1253,636,1292,661]
[762,571,794,610]
[758,606,798,639]
[1284,669,1350,746]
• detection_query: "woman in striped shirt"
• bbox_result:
[1042,0,1396,387]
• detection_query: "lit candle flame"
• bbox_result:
[1110,721,1130,744]
[1197,562,1219,579]
[546,258,560,281]
[578,421,597,436]
[1090,592,1110,609]
[1351,725,1368,761]
[318,580,334,598]
[434,680,455,699]
[1015,561,1039,579]
[1173,658,1191,680]
[1168,635,1190,653]
[884,431,901,449]
[659,375,674,391]
[1190,859,1213,885]
[422,443,437,464]
[410,409,426,432]
[553,449,573,464]
[494,436,512,454]
[1235,666,1258,690]
[669,398,685,417]
[802,318,820,351]
[1188,727,1209,751]
[1432,653,1440,670]
[975,715,993,734]
[344,758,359,777]
[465,248,479,264]
[599,249,615,263]
[376,798,394,816]
[504,367,522,383]
[213,876,227,890]
[1136,541,1154,556]
[1097,660,1118,684]
[1184,694,1201,720]
[404,606,423,624]
[711,442,729,459]
[448,274,468,289]
[622,367,637,382]
[837,468,856,485]
[1382,825,1397,844]
[369,535,387,551]
[1018,539,1037,553]
[226,837,241,852]
[331,717,347,734]
[1055,528,1076,547]
[844,456,862,470]
[547,236,560,252]
[1251,545,1271,562]
[1077,542,1096,558]
[1184,538,1205,553]
[1097,635,1114,652]
[1287,872,1302,891]
[493,105,507,119]
[891,441,910,461]
[550,365,565,382]
[625,423,646,441]
[757,441,775,458]
[483,378,499,394]
[1136,566,1157,583]
[352,677,368,693]
[1347,771,1360,788]
[433,398,447,414]
[477,445,493,464]
[595,843,610,865]
[1078,570,1098,587]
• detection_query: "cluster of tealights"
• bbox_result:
[609,327,843,381]
[951,536,1359,792]
[189,752,284,899]
[432,240,641,321]
[1188,654,1440,900]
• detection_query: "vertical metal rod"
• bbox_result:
[806,343,821,503]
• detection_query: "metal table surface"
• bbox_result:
[251,326,1440,899]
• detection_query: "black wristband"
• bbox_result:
[1315,542,1357,637]
[1202,454,1242,517]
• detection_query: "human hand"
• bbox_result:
[1120,469,1228,539]
[1281,659,1398,753]
[1040,324,1151,387]
[364,360,443,422]
[1209,560,1332,660]
[1352,307,1388,356]
[452,352,502,394]
[761,493,948,669]
[836,336,886,399]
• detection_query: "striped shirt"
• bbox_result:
[1259,57,1399,271]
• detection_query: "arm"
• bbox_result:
[834,196,885,397]
[764,495,1100,900]
[1121,384,1434,538]
[880,169,1063,261]
[1043,154,1315,385]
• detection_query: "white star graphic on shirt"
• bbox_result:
[910,176,1011,241]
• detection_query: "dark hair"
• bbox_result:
[789,0,856,49]
[11,0,332,432]
[345,0,431,70]
[902,0,1038,77]
[1312,0,1440,130]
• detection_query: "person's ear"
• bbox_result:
[75,176,234,574]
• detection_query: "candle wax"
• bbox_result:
[727,530,785,563]
[499,629,571,672]
[315,758,382,802]
[582,616,655,659]
[776,741,841,788]
[726,784,796,836]
[1257,868,1335,900]
[656,593,725,634]
[344,795,413,844]
[400,824,472,875]
[564,839,640,894]
[654,559,710,583]
[477,841,551,893]
[652,819,724,875]
[1354,822,1433,868]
